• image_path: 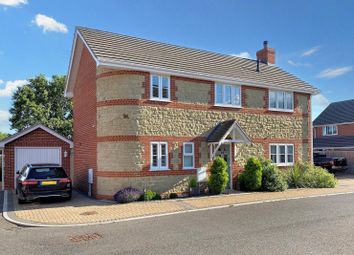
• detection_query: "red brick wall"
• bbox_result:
[314,123,354,138]
[73,45,97,195]
[4,128,71,190]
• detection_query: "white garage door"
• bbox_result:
[14,147,62,187]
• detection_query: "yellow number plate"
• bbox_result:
[41,181,57,185]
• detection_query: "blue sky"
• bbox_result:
[0,0,353,133]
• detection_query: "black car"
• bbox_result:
[313,153,348,173]
[16,164,72,204]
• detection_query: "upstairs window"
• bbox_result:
[150,142,169,170]
[322,125,338,136]
[183,142,195,169]
[215,83,241,107]
[150,75,170,101]
[270,144,294,166]
[269,90,293,111]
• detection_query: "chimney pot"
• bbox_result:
[256,40,275,65]
[263,41,268,49]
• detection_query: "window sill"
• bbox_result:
[268,108,294,113]
[149,98,171,103]
[214,104,242,109]
[183,167,196,170]
[149,168,170,171]
[274,163,294,167]
[323,134,338,137]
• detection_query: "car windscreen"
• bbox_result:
[27,167,68,179]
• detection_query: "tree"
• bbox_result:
[9,74,73,138]
[0,132,8,141]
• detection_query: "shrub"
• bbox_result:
[114,187,143,204]
[143,190,161,201]
[260,158,288,192]
[208,156,229,194]
[301,166,337,188]
[153,193,162,200]
[286,162,337,188]
[239,157,262,191]
[189,177,197,188]
[169,193,178,199]
[143,190,156,201]
[287,163,305,188]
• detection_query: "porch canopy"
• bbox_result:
[207,119,251,160]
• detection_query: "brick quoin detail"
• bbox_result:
[73,46,98,195]
[3,128,71,190]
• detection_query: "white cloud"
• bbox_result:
[301,46,321,57]
[317,66,353,79]
[231,52,251,59]
[32,14,68,33]
[312,94,330,119]
[0,0,27,7]
[287,60,311,68]
[0,79,27,97]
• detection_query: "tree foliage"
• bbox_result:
[9,75,72,138]
[0,132,8,141]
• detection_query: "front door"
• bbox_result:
[215,144,232,190]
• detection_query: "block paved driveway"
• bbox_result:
[5,173,354,226]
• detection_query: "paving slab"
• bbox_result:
[4,175,354,227]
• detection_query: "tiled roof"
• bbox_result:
[313,99,354,126]
[207,120,236,143]
[76,27,318,94]
[314,136,354,148]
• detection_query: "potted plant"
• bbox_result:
[189,177,199,196]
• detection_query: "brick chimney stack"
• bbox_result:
[256,41,275,65]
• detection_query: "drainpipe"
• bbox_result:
[1,148,4,191]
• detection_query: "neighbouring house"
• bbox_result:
[313,99,354,172]
[0,124,73,190]
[65,27,318,199]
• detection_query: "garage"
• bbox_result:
[0,124,73,190]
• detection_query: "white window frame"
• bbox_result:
[322,125,338,136]
[150,74,171,101]
[269,144,294,166]
[183,142,195,169]
[269,90,294,112]
[150,142,169,171]
[214,83,242,108]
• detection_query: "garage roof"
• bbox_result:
[0,124,73,148]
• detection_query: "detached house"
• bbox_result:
[313,99,354,171]
[65,27,318,199]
